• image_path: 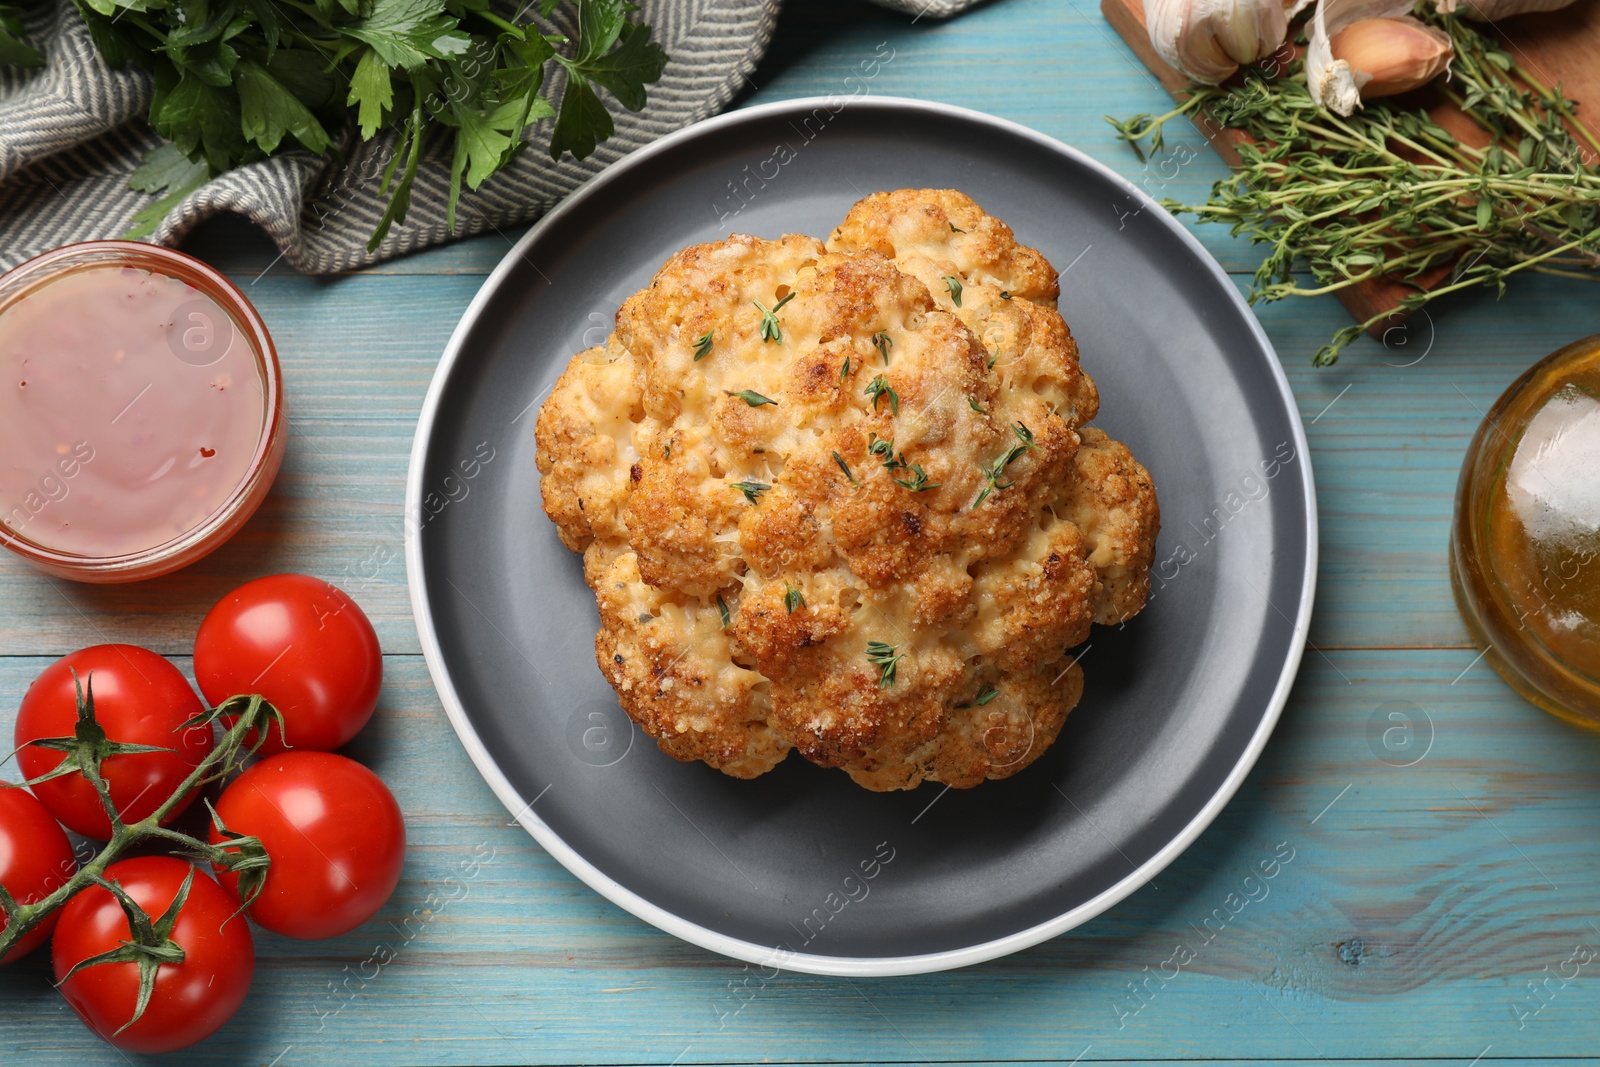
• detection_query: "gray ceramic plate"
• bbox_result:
[406,97,1316,977]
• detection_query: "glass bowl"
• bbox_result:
[0,241,286,583]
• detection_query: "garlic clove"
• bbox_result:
[1307,0,1452,115]
[1146,0,1295,83]
[1329,17,1453,98]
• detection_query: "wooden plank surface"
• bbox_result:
[4,0,1600,1063]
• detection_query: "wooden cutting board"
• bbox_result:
[1102,0,1600,334]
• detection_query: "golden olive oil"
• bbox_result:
[1452,334,1600,728]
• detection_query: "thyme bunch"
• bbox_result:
[1109,14,1600,364]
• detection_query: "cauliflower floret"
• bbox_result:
[534,189,1159,790]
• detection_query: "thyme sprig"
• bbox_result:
[865,641,903,688]
[872,330,893,364]
[832,451,857,485]
[1109,13,1600,364]
[892,464,938,492]
[973,438,1029,509]
[730,480,770,504]
[865,376,899,415]
[754,291,796,343]
[942,275,964,307]
[692,330,714,362]
[956,683,1000,709]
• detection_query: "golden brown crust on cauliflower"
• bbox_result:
[534,189,1159,790]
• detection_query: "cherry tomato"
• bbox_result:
[53,856,254,1053]
[0,783,76,963]
[211,751,405,939]
[15,646,210,839]
[194,574,382,754]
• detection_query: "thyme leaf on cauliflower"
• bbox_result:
[865,641,903,689]
[956,683,1001,708]
[968,397,987,415]
[692,330,714,361]
[728,389,778,407]
[716,593,732,627]
[872,330,893,365]
[753,291,796,343]
[784,584,805,614]
[892,464,938,492]
[832,451,858,486]
[973,440,1029,509]
[730,480,770,504]
[942,275,963,307]
[864,376,899,415]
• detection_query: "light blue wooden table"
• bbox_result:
[5,0,1600,1063]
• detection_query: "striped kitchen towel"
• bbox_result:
[0,0,976,274]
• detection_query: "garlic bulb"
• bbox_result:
[1307,0,1453,115]
[1145,0,1310,84]
[1436,0,1581,21]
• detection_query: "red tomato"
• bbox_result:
[211,751,405,939]
[0,783,76,963]
[53,857,254,1053]
[15,646,210,839]
[194,574,382,754]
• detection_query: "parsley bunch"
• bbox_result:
[60,0,665,249]
[0,1,43,66]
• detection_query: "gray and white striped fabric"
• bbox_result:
[0,0,976,274]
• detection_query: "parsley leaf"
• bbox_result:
[0,2,42,67]
[64,0,666,252]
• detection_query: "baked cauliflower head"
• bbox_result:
[535,189,1158,791]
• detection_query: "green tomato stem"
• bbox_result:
[0,696,273,960]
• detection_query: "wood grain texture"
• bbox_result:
[3,0,1600,1063]
[1100,0,1600,336]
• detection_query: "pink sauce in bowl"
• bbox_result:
[0,243,285,582]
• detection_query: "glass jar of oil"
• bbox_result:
[1452,334,1600,729]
